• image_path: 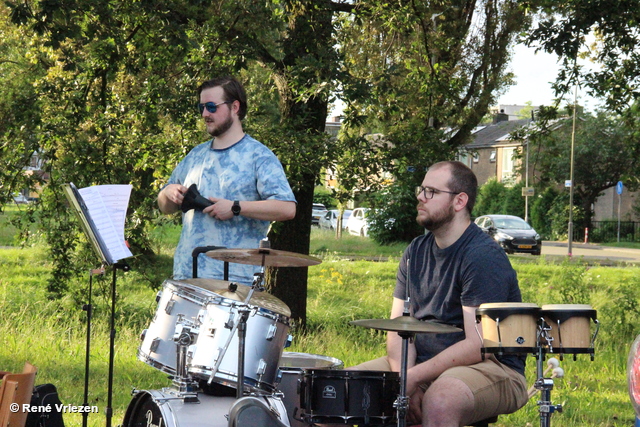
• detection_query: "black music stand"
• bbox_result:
[63,183,132,427]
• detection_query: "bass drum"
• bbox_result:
[122,389,290,427]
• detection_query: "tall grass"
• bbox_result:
[0,225,638,426]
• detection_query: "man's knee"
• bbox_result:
[422,376,475,422]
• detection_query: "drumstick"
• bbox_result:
[527,358,561,398]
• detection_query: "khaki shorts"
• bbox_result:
[351,356,528,421]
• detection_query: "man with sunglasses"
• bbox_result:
[352,161,527,426]
[158,76,296,285]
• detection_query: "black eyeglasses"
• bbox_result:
[415,186,461,199]
[197,101,233,114]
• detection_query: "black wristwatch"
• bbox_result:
[232,200,241,216]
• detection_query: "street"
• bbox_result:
[518,241,640,264]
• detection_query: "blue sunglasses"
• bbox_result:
[197,100,233,114]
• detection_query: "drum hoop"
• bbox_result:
[476,307,541,321]
[542,309,597,323]
[303,369,399,379]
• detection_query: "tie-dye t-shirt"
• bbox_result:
[167,134,296,284]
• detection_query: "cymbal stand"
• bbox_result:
[532,321,562,427]
[394,257,412,427]
[394,327,413,427]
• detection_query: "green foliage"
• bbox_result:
[531,187,559,239]
[313,185,335,208]
[473,178,508,217]
[367,179,425,245]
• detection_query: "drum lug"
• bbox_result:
[155,290,162,303]
[257,359,267,376]
[139,329,147,342]
[284,334,293,348]
[225,311,236,330]
[150,338,161,353]
[266,324,277,341]
[165,299,175,315]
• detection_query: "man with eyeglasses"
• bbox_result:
[352,161,527,426]
[158,76,296,285]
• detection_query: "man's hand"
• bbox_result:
[203,198,234,220]
[158,184,188,214]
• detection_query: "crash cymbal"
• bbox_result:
[205,248,322,267]
[179,278,291,317]
[350,316,462,334]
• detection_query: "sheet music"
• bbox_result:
[66,183,133,264]
[78,185,133,263]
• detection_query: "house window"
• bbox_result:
[490,150,497,163]
[501,147,517,185]
[473,153,479,163]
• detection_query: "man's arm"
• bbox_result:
[386,297,417,372]
[204,198,296,221]
[404,305,482,393]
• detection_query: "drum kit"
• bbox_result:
[123,236,600,427]
[122,242,467,427]
[476,302,600,427]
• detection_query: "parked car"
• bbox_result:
[319,209,353,230]
[474,214,542,255]
[346,207,370,237]
[12,193,29,203]
[311,203,328,225]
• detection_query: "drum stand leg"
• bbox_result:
[394,330,414,427]
[533,349,562,427]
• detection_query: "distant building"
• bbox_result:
[489,104,538,121]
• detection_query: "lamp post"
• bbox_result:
[568,84,578,257]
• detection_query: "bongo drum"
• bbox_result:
[476,303,541,354]
[541,304,598,354]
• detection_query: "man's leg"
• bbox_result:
[422,376,475,427]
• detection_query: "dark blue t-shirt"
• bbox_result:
[393,223,525,376]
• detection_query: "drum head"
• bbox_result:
[280,352,344,369]
[179,278,291,317]
[476,302,540,321]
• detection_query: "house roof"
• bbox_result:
[465,118,530,149]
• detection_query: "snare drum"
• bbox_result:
[476,303,541,354]
[541,304,598,354]
[122,389,289,427]
[300,370,399,425]
[188,288,291,393]
[277,352,344,427]
[138,278,232,375]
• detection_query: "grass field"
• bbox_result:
[0,220,639,426]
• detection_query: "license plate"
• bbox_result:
[518,245,532,249]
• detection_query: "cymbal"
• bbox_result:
[205,248,322,267]
[350,316,462,334]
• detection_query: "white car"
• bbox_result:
[319,209,352,230]
[345,207,370,236]
[311,203,328,225]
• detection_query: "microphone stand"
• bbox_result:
[105,261,129,427]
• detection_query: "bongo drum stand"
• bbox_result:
[531,320,563,427]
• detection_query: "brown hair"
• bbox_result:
[430,161,478,216]
[197,76,248,120]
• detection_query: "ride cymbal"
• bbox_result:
[350,316,462,334]
[205,248,322,267]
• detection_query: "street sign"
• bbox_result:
[522,187,535,197]
[617,181,624,195]
[565,180,572,188]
